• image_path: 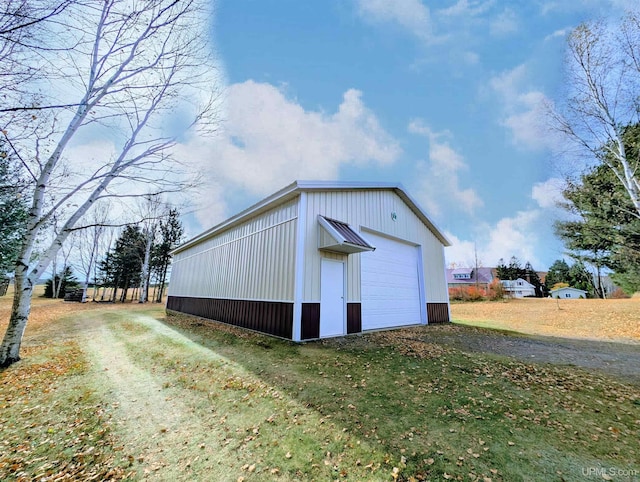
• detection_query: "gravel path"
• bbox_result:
[421,324,640,384]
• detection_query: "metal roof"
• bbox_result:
[550,286,587,293]
[172,180,451,254]
[446,267,495,285]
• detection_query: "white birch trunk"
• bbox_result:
[81,231,100,303]
[138,227,154,303]
[0,262,33,366]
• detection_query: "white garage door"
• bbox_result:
[361,232,422,330]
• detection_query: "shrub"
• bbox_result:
[448,285,487,302]
[610,288,630,299]
[486,279,505,301]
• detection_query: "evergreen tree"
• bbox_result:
[568,261,593,293]
[151,208,183,302]
[545,259,597,297]
[0,141,29,274]
[496,258,508,280]
[98,225,146,302]
[555,125,640,296]
[496,256,523,280]
[524,261,546,297]
[496,256,545,297]
[44,267,79,299]
[545,260,571,289]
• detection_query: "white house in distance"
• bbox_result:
[551,287,588,299]
[501,278,536,298]
[167,181,451,341]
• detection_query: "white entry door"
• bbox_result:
[320,258,345,337]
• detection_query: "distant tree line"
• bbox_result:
[44,208,183,303]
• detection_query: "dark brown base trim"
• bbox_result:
[427,302,450,323]
[301,303,320,340]
[167,296,293,339]
[347,303,362,334]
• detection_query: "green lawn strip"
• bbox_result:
[452,318,523,334]
[0,339,131,480]
[158,313,640,482]
[104,311,387,481]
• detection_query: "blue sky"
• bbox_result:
[176,0,635,271]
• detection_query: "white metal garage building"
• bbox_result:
[167,181,451,341]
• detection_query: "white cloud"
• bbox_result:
[445,177,567,268]
[437,0,493,18]
[175,80,401,229]
[489,64,553,150]
[462,51,480,65]
[544,27,570,42]
[483,210,542,266]
[355,0,524,69]
[490,8,519,37]
[409,120,483,217]
[540,0,636,16]
[531,177,565,209]
[443,231,478,268]
[355,0,433,40]
[445,210,543,268]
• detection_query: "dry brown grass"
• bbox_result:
[451,297,640,343]
[0,284,153,339]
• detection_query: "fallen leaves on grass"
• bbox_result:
[369,331,452,359]
[0,342,130,480]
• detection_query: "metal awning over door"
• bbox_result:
[317,215,375,254]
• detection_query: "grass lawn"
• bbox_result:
[450,297,640,343]
[0,297,639,481]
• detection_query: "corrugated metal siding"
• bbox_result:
[426,302,450,323]
[167,296,293,339]
[300,303,320,340]
[347,303,362,334]
[303,190,447,303]
[169,198,298,301]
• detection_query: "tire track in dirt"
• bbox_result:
[81,317,235,480]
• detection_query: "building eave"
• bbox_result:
[172,180,450,255]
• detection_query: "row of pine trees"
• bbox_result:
[45,209,183,303]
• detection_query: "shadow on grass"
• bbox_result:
[427,322,640,385]
[149,311,640,482]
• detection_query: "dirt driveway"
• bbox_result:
[372,324,640,385]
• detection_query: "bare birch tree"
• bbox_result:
[0,0,219,367]
[137,194,162,303]
[0,0,74,97]
[73,202,111,302]
[550,11,640,216]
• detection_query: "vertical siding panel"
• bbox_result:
[168,198,297,302]
[271,223,278,300]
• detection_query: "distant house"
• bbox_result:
[551,287,588,299]
[501,278,536,298]
[446,267,495,289]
